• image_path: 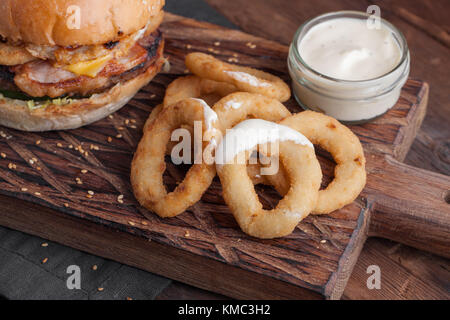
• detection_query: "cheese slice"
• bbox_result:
[65,55,113,78]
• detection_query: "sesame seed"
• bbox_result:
[107,137,113,143]
[42,258,48,264]
[21,188,28,192]
[1,152,6,158]
[88,190,94,195]
[69,145,73,149]
[125,119,130,125]
[185,231,190,237]
[130,125,137,129]
[29,159,34,164]
[34,192,41,196]
[37,167,42,171]
[128,221,136,226]
[130,119,136,124]
[92,265,98,271]
[97,287,104,292]
[108,115,114,119]
[86,194,93,199]
[141,221,148,226]
[320,239,327,244]
[186,44,192,49]
[126,297,133,301]
[41,243,48,247]
[118,126,125,131]
[208,47,214,52]
[81,169,88,174]
[116,134,123,139]
[36,140,41,145]
[57,143,63,148]
[214,41,221,46]
[8,163,16,170]
[117,195,124,204]
[64,203,69,208]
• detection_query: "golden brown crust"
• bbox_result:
[0,44,165,131]
[0,0,165,46]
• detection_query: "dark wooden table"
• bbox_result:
[154,0,450,300]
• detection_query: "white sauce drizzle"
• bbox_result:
[224,100,243,110]
[190,98,218,132]
[215,119,313,166]
[225,71,271,87]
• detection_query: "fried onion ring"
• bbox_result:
[260,111,367,214]
[212,92,292,132]
[163,75,237,107]
[216,120,322,239]
[186,52,291,102]
[131,98,222,218]
[144,75,237,142]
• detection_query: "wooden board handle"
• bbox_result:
[367,155,450,258]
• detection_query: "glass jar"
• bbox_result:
[288,11,410,124]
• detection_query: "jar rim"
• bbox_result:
[291,10,410,83]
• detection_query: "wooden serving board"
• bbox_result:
[0,13,449,300]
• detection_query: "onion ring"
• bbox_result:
[212,92,292,131]
[131,98,222,218]
[186,52,291,102]
[260,111,367,214]
[164,75,237,107]
[144,75,237,142]
[215,119,322,239]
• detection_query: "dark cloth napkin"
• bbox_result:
[0,0,236,300]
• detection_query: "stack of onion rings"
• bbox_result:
[131,51,367,239]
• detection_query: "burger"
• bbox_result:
[0,0,166,131]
